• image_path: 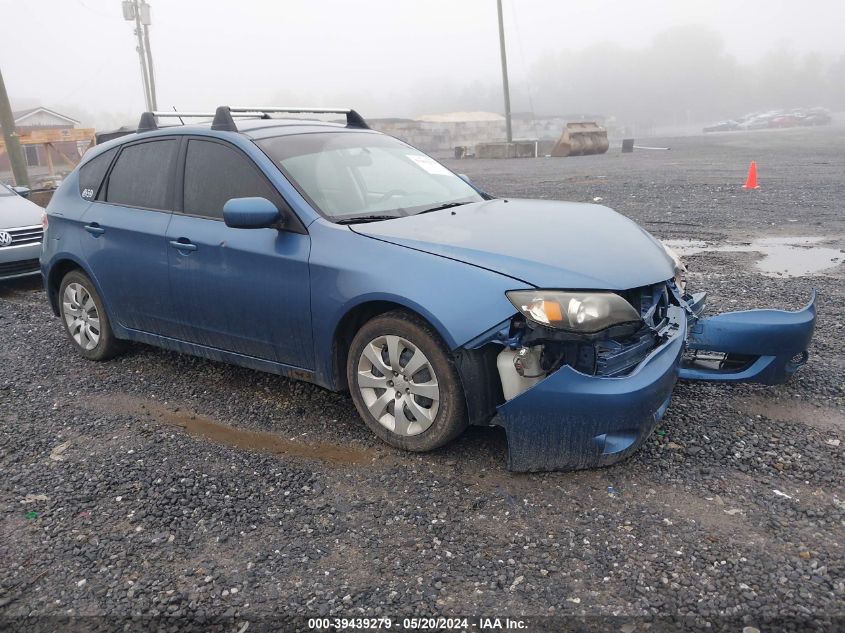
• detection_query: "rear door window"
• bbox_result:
[182,139,280,219]
[78,147,117,201]
[106,140,178,210]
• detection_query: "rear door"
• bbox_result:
[166,137,313,368]
[79,138,179,335]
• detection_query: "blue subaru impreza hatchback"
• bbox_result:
[41,106,817,471]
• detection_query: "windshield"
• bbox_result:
[0,183,15,196]
[257,132,484,221]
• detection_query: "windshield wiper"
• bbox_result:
[335,215,400,225]
[417,201,470,215]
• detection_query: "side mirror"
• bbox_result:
[12,186,31,198]
[223,197,282,229]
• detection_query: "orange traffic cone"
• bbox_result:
[743,161,760,189]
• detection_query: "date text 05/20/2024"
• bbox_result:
[307,616,527,630]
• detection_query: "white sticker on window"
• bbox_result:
[406,154,451,176]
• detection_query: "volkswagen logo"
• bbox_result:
[0,231,13,247]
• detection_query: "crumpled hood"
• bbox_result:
[351,199,674,289]
[0,193,43,230]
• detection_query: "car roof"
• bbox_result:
[86,106,381,159]
[83,114,381,163]
[239,118,377,140]
[143,119,375,138]
[150,117,351,135]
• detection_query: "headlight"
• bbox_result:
[661,242,687,292]
[506,290,641,333]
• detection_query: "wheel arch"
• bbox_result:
[44,256,117,326]
[329,298,455,392]
[46,257,86,316]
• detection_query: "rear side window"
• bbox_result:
[183,139,280,219]
[78,147,117,200]
[106,140,178,210]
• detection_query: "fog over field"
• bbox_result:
[2,0,844,128]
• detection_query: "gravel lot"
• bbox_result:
[1,126,843,632]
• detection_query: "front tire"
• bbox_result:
[347,310,467,452]
[59,270,121,361]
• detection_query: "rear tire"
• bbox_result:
[347,310,467,452]
[59,270,122,361]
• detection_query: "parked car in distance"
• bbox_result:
[0,182,45,281]
[799,107,832,126]
[41,106,817,471]
[702,120,740,133]
[769,114,802,128]
[708,107,833,133]
[741,112,779,130]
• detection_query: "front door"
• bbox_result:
[166,137,313,369]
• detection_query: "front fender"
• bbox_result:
[308,221,527,389]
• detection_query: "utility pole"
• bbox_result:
[122,0,157,111]
[133,0,152,111]
[141,2,158,111]
[496,0,513,143]
[0,66,29,187]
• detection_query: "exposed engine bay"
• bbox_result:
[496,282,674,400]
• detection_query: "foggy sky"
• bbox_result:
[2,0,844,128]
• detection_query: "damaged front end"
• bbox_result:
[460,281,817,472]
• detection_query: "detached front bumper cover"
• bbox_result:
[490,291,817,472]
[680,290,817,384]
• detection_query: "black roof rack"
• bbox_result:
[136,106,369,134]
[213,106,369,131]
[136,110,268,133]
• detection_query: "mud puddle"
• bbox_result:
[92,393,377,465]
[663,236,843,277]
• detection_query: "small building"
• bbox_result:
[0,107,81,172]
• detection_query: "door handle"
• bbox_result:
[169,239,197,252]
[84,223,105,236]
